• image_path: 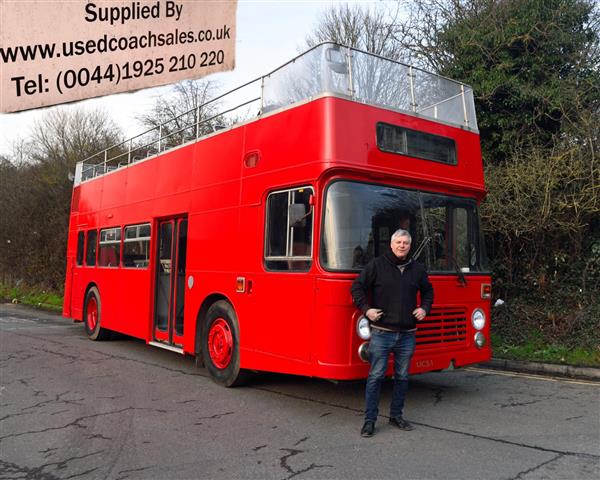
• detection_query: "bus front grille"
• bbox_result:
[416,307,468,347]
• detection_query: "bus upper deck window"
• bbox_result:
[376,122,457,165]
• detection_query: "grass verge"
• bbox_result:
[0,283,63,312]
[491,333,600,368]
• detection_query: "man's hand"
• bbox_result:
[413,307,426,321]
[366,308,384,322]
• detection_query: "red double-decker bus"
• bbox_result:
[63,43,491,386]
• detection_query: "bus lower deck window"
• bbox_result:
[98,227,121,267]
[76,231,85,265]
[123,223,151,268]
[85,230,97,266]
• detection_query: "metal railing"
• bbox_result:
[75,42,478,185]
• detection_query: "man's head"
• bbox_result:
[390,229,412,259]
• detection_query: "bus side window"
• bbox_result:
[98,227,121,267]
[122,223,151,268]
[86,230,97,266]
[265,186,314,271]
[76,231,85,266]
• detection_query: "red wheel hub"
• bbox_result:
[87,297,98,330]
[208,318,233,369]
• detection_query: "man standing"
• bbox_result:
[351,229,433,437]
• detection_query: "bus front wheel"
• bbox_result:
[202,300,248,387]
[83,287,111,341]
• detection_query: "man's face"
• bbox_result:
[391,235,411,259]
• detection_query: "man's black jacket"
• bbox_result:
[351,252,434,331]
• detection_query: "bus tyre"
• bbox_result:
[83,287,111,341]
[202,300,248,387]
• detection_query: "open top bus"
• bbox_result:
[63,42,491,386]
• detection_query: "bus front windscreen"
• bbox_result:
[321,180,489,273]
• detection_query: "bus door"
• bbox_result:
[153,217,188,347]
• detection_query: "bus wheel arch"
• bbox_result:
[200,298,248,387]
[83,285,111,341]
[195,293,227,366]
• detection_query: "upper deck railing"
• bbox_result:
[75,42,478,185]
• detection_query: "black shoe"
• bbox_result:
[389,416,414,431]
[360,420,375,437]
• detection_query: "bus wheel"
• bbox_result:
[83,287,111,341]
[202,300,248,387]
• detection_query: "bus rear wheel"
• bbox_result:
[84,287,111,341]
[202,300,248,387]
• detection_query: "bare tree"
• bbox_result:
[29,108,123,167]
[306,2,408,60]
[0,108,123,289]
[136,79,221,149]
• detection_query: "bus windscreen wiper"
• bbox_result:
[450,253,467,286]
[411,236,431,261]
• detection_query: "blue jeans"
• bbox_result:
[364,329,416,422]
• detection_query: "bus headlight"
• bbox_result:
[471,309,486,330]
[356,316,371,340]
[474,332,486,348]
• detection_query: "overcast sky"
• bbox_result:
[0,0,372,157]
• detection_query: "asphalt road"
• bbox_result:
[1,303,599,480]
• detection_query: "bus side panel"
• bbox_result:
[183,207,240,354]
[124,156,163,207]
[190,129,245,191]
[79,177,104,215]
[70,266,91,322]
[235,272,316,365]
[182,130,245,354]
[313,278,369,379]
[149,148,194,218]
[115,269,153,340]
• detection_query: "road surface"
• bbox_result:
[1,303,598,479]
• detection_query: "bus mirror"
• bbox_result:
[289,203,307,227]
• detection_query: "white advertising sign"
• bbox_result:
[0,0,237,113]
